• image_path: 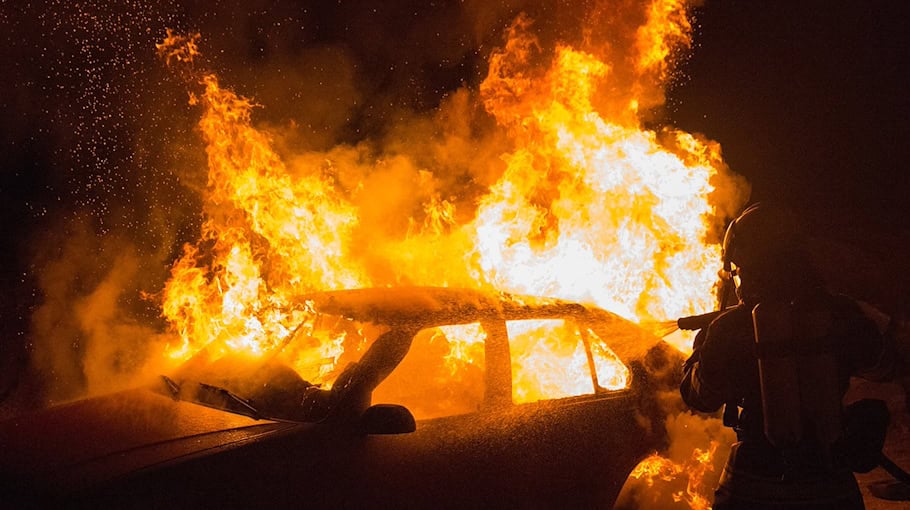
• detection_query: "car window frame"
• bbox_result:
[375,312,632,421]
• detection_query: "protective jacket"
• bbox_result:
[681,288,884,509]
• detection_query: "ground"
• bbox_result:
[854,380,910,510]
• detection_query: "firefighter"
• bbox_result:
[680,202,888,509]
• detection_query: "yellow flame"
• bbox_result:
[156,0,747,404]
[438,324,486,374]
[636,0,693,78]
[474,13,732,323]
[157,37,365,381]
[631,440,720,510]
[509,320,629,403]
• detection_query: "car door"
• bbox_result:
[84,313,668,508]
[356,315,655,508]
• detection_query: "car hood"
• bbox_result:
[0,387,297,493]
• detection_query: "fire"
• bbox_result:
[437,324,486,373]
[636,0,694,79]
[474,13,728,324]
[153,7,743,504]
[157,31,365,378]
[155,1,746,400]
[509,320,628,403]
[629,442,721,510]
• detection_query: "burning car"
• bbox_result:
[1,287,683,508]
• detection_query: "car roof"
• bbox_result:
[302,287,601,327]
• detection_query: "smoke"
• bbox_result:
[26,218,176,405]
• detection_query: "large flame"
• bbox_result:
[474,13,726,322]
[157,31,366,374]
[155,0,746,400]
[154,5,745,505]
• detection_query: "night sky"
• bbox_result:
[1,1,908,404]
[670,1,909,236]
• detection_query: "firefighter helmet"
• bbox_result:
[721,202,805,274]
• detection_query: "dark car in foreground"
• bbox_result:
[1,287,683,508]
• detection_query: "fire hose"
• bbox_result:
[642,309,729,337]
[677,309,727,331]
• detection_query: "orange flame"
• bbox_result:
[157,34,365,381]
[630,441,720,510]
[509,320,628,403]
[156,0,747,400]
[474,11,737,324]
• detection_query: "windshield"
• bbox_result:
[162,312,387,422]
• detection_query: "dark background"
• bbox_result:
[668,0,910,313]
[1,1,909,405]
[670,1,909,236]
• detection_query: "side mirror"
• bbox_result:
[359,404,416,435]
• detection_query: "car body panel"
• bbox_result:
[0,388,296,495]
[77,391,651,508]
[0,287,682,508]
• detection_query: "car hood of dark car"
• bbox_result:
[0,387,297,494]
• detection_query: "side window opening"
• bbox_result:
[370,316,631,419]
[582,325,629,391]
[372,323,486,421]
[508,318,629,404]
